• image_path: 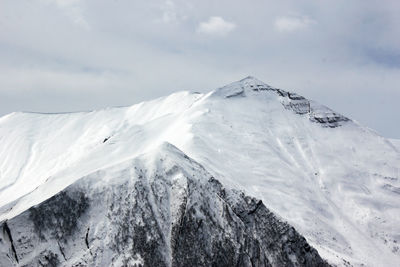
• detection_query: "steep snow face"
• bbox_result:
[188,78,400,266]
[0,77,399,266]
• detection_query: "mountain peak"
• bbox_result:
[211,76,273,98]
[210,76,350,128]
[239,75,263,82]
[233,76,272,89]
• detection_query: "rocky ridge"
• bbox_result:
[0,144,329,266]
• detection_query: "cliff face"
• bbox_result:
[0,144,328,267]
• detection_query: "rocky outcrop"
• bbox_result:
[0,144,329,267]
[215,76,350,128]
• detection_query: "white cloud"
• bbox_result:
[197,16,236,36]
[274,15,315,32]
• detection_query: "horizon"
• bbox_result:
[1,0,399,138]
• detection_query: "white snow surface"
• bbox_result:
[0,77,399,266]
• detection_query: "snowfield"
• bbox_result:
[0,77,399,266]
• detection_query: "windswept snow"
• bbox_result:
[0,77,399,266]
[0,91,201,219]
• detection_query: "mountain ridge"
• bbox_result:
[0,77,399,266]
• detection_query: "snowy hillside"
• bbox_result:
[0,77,399,266]
[390,138,400,151]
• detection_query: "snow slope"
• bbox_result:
[390,138,400,151]
[0,77,399,266]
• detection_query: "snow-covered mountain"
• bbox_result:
[0,77,399,266]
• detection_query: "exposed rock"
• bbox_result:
[28,191,89,241]
[2,221,18,264]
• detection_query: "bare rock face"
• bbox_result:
[0,144,329,267]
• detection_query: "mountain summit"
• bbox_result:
[0,77,399,266]
[212,76,350,128]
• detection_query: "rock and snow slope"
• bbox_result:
[0,77,399,266]
[0,143,329,266]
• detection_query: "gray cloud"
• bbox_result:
[0,0,399,137]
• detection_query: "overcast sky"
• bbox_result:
[1,0,399,138]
